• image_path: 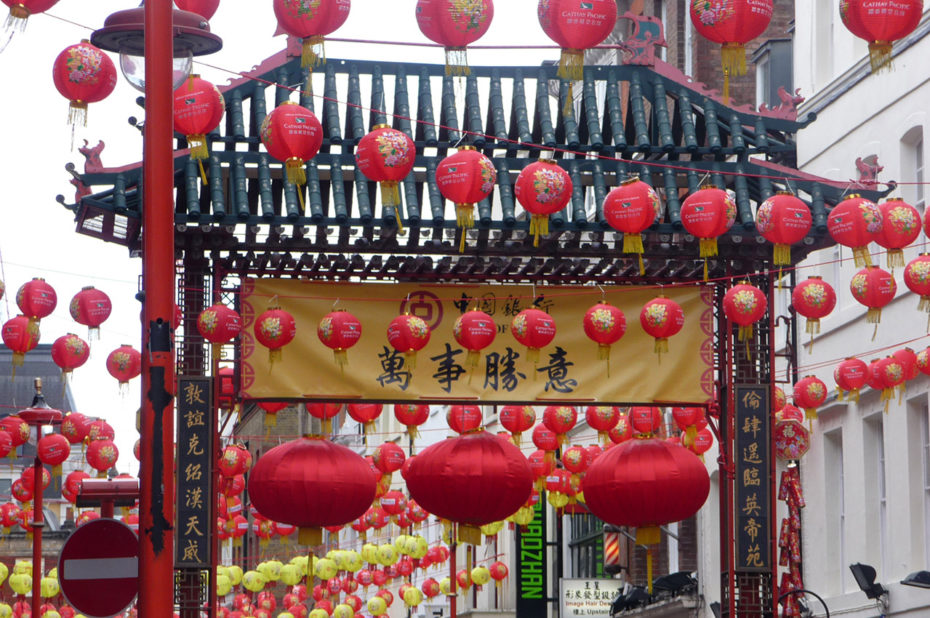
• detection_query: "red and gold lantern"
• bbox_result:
[514,159,573,247]
[510,308,556,363]
[16,278,56,326]
[436,146,497,249]
[197,303,242,361]
[680,185,736,279]
[871,356,904,409]
[318,309,362,368]
[629,406,662,437]
[2,0,60,33]
[499,405,535,445]
[174,75,225,178]
[827,194,883,267]
[584,406,620,445]
[603,176,661,274]
[672,407,704,446]
[87,419,115,442]
[447,405,482,434]
[305,402,342,435]
[850,266,896,328]
[85,439,119,477]
[722,282,767,341]
[105,344,142,387]
[2,315,39,370]
[69,286,111,340]
[453,309,496,368]
[37,433,70,476]
[386,314,430,369]
[793,375,827,422]
[260,102,323,187]
[347,403,383,434]
[254,305,296,365]
[904,254,930,322]
[272,0,351,67]
[50,333,89,380]
[917,347,930,376]
[537,0,618,82]
[835,357,868,402]
[415,0,494,75]
[394,404,430,441]
[774,418,810,461]
[639,296,684,358]
[356,126,416,232]
[542,405,577,445]
[52,41,117,127]
[840,0,923,71]
[791,276,836,338]
[582,301,626,372]
[876,198,920,268]
[174,0,220,19]
[755,192,812,266]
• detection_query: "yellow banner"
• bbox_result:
[240,279,714,404]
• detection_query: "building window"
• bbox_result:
[752,39,793,110]
[814,1,835,87]
[922,405,930,564]
[901,127,925,253]
[824,429,846,593]
[864,414,887,578]
[570,514,605,578]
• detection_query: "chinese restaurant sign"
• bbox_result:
[560,578,624,617]
[176,377,214,568]
[516,496,547,616]
[734,384,771,571]
[240,280,714,404]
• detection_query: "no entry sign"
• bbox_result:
[58,518,139,618]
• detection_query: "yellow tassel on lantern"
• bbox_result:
[458,524,482,546]
[720,42,747,104]
[407,426,420,441]
[853,246,873,268]
[654,337,668,358]
[558,49,584,82]
[881,387,893,414]
[298,526,323,546]
[529,214,549,247]
[445,47,470,77]
[635,526,661,595]
[804,407,817,423]
[264,414,277,429]
[268,348,282,366]
[333,349,348,371]
[301,35,326,69]
[774,243,791,266]
[285,158,307,186]
[868,41,894,73]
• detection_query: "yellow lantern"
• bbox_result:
[361,543,378,564]
[258,560,283,582]
[226,564,243,586]
[377,544,398,566]
[439,577,452,596]
[480,521,504,537]
[13,561,31,576]
[279,564,302,587]
[278,614,294,618]
[241,570,267,592]
[509,506,535,526]
[394,535,409,553]
[216,574,232,596]
[46,567,57,580]
[403,587,423,608]
[290,555,309,575]
[40,576,60,598]
[344,550,363,572]
[309,610,328,618]
[0,604,11,618]
[8,573,31,595]
[471,566,491,587]
[41,611,60,618]
[333,605,355,618]
[411,536,428,559]
[367,596,388,616]
[0,563,8,587]
[313,558,337,580]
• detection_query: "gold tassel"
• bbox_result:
[647,549,653,593]
[853,246,872,268]
[720,42,747,105]
[526,348,540,364]
[919,296,930,312]
[301,35,326,69]
[466,350,481,369]
[804,407,817,422]
[444,47,470,77]
[558,49,584,81]
[187,134,209,160]
[529,214,549,247]
[806,318,821,335]
[887,249,904,270]
[774,244,791,265]
[285,158,306,186]
[597,344,610,361]
[457,204,474,253]
[334,349,348,370]
[623,233,644,255]
[68,101,88,127]
[269,348,282,366]
[868,41,893,73]
[562,81,575,118]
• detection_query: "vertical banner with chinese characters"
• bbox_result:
[176,377,214,568]
[516,497,548,616]
[239,279,714,404]
[734,384,771,571]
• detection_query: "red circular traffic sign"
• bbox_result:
[59,518,139,618]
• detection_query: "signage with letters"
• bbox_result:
[176,376,214,568]
[560,578,624,617]
[516,496,548,616]
[734,384,771,571]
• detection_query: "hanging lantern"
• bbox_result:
[393,404,429,441]
[347,403,383,434]
[0,431,11,460]
[584,406,620,446]
[174,0,220,20]
[689,0,773,102]
[603,176,661,275]
[560,445,591,487]
[174,75,225,181]
[447,405,482,434]
[672,407,704,447]
[850,266,896,329]
[254,304,297,365]
[218,444,250,478]
[755,192,812,266]
[216,367,237,411]
[722,282,767,342]
[69,286,111,340]
[514,159,573,247]
[305,402,342,435]
[356,125,416,232]
[893,347,919,400]
[415,0,493,75]
[774,386,787,413]
[629,406,662,437]
[582,301,626,373]
[840,0,923,72]
[105,344,142,387]
[249,436,377,546]
[687,427,714,459]
[528,446,555,492]
[0,416,29,455]
[871,356,904,410]
[876,198,920,268]
[386,314,431,369]
[50,333,89,381]
[2,315,39,370]
[774,417,810,461]
[680,185,736,279]
[835,357,869,402]
[36,433,68,478]
[52,40,117,130]
[904,254,930,325]
[791,276,837,339]
[793,376,827,422]
[510,308,556,363]
[639,296,685,359]
[85,439,119,477]
[16,278,56,327]
[11,478,32,503]
[537,0,617,82]
[435,146,497,250]
[453,309,496,368]
[272,0,351,68]
[827,194,883,267]
[318,309,362,368]
[918,347,930,376]
[499,405,535,445]
[2,0,60,36]
[257,401,288,428]
[542,405,577,446]
[87,418,115,442]
[260,101,323,188]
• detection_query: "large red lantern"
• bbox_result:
[904,253,930,321]
[585,406,620,445]
[542,405,577,445]
[393,404,430,441]
[827,194,883,267]
[582,301,626,372]
[447,405,482,434]
[791,276,836,337]
[835,357,869,402]
[680,186,736,278]
[16,278,56,326]
[37,433,70,475]
[85,439,119,477]
[514,159,573,247]
[840,0,924,72]
[453,309,496,368]
[639,296,684,358]
[755,192,812,266]
[52,40,117,127]
[850,266,896,328]
[347,403,383,434]
[435,146,497,250]
[174,0,220,20]
[69,286,111,340]
[318,309,362,368]
[876,198,920,268]
[689,0,773,101]
[722,282,767,342]
[197,303,242,360]
[356,126,416,232]
[105,344,142,387]
[248,436,377,546]
[260,102,323,187]
[499,405,535,445]
[272,0,351,67]
[405,431,533,545]
[51,333,89,380]
[537,0,618,82]
[602,176,661,274]
[257,401,288,428]
[254,304,297,365]
[793,375,827,422]
[415,0,493,75]
[510,308,556,363]
[386,314,431,369]
[173,75,225,168]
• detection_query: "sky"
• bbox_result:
[0,0,555,476]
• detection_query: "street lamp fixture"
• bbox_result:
[850,562,889,613]
[901,570,930,589]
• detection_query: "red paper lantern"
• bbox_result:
[51,333,89,379]
[52,41,117,127]
[687,427,714,458]
[835,357,869,402]
[871,356,905,408]
[379,490,407,519]
[0,503,20,533]
[774,386,787,413]
[672,407,704,446]
[545,467,574,508]
[582,301,626,370]
[19,464,50,494]
[272,0,351,67]
[173,75,225,166]
[680,186,736,277]
[542,405,577,444]
[904,253,930,317]
[415,0,493,74]
[609,414,632,444]
[850,266,896,327]
[510,308,556,363]
[453,309,496,368]
[219,444,250,478]
[305,402,342,434]
[405,431,533,543]
[372,441,406,475]
[584,406,620,445]
[0,431,11,459]
[356,126,416,231]
[393,404,430,440]
[774,418,810,461]
[37,434,70,474]
[257,401,288,428]
[318,309,362,368]
[755,192,812,266]
[917,347,930,376]
[840,0,923,71]
[347,403,383,434]
[174,0,220,19]
[11,478,32,503]
[69,286,111,339]
[499,405,535,444]
[105,344,142,386]
[876,198,920,268]
[629,406,662,437]
[827,195,883,267]
[86,439,119,477]
[421,578,440,598]
[690,0,773,101]
[791,276,837,337]
[561,445,591,479]
[514,159,573,247]
[249,436,377,546]
[447,405,482,434]
[639,296,685,357]
[722,282,767,341]
[537,0,618,81]
[260,102,323,186]
[87,419,115,443]
[0,416,29,449]
[386,314,431,369]
[2,0,60,32]
[2,315,39,368]
[435,146,497,248]
[793,376,827,422]
[17,278,57,323]
[603,176,661,274]
[216,367,236,410]
[254,305,297,365]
